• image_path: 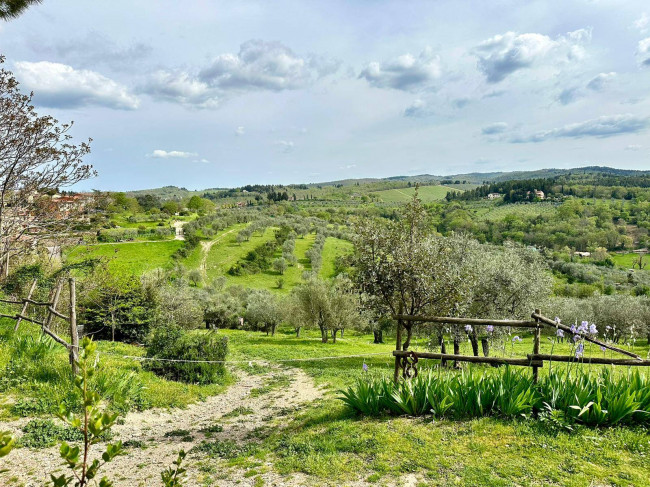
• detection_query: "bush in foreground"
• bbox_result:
[339,367,650,427]
[144,327,228,384]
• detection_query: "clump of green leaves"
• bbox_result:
[50,337,124,487]
[340,367,650,428]
[0,430,15,457]
[161,450,187,487]
[19,419,84,448]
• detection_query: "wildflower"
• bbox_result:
[464,325,473,333]
[362,362,368,372]
[554,316,561,324]
[577,321,589,334]
[573,334,581,342]
[570,324,577,334]
[486,325,494,333]
[589,323,598,336]
[556,329,564,338]
[600,345,607,352]
[512,336,522,343]
[575,343,584,358]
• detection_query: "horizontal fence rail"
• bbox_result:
[392,309,648,381]
[393,314,541,328]
[393,350,543,367]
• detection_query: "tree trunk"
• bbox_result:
[332,329,337,343]
[340,329,344,338]
[439,331,447,367]
[271,324,276,336]
[295,326,301,338]
[469,332,479,357]
[373,330,383,344]
[453,337,460,368]
[320,327,328,343]
[481,338,490,357]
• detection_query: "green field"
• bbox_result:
[319,237,353,278]
[65,240,184,275]
[371,185,456,203]
[611,252,649,270]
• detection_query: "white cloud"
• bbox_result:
[14,61,139,110]
[359,47,442,91]
[481,122,508,135]
[403,99,434,118]
[235,126,245,136]
[274,140,295,153]
[147,150,198,159]
[634,13,649,33]
[139,70,219,108]
[141,40,336,108]
[586,72,616,91]
[193,158,210,163]
[638,38,650,66]
[510,114,650,143]
[625,144,643,151]
[474,29,590,83]
[199,40,329,91]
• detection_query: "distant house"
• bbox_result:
[575,251,591,258]
[487,193,503,200]
[526,189,545,200]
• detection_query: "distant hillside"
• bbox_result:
[125,166,650,200]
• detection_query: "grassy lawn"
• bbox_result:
[0,321,231,420]
[1,319,649,485]
[319,237,353,278]
[214,327,650,486]
[611,252,649,271]
[371,185,456,203]
[65,240,184,276]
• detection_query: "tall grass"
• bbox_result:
[339,367,650,427]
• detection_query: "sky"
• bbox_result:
[1,0,650,191]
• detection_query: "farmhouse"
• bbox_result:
[487,193,503,200]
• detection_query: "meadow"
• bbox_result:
[371,184,456,203]
[65,240,184,275]
[2,320,649,486]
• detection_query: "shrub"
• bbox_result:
[144,326,228,384]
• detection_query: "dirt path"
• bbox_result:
[0,364,325,487]
[199,228,237,277]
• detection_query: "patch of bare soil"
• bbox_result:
[0,364,326,487]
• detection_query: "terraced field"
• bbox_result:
[371,185,457,203]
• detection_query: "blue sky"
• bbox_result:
[1,0,650,190]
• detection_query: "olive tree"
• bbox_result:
[463,242,552,356]
[245,290,284,336]
[290,277,331,342]
[352,194,475,350]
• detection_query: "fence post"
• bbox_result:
[532,308,541,384]
[394,304,403,383]
[69,278,79,375]
[14,278,38,331]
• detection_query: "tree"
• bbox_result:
[162,200,180,215]
[273,257,288,275]
[327,275,361,342]
[0,57,95,275]
[245,290,284,336]
[0,0,42,20]
[187,195,204,211]
[291,278,331,342]
[352,192,475,350]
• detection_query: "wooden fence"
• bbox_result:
[392,309,650,382]
[0,278,80,374]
